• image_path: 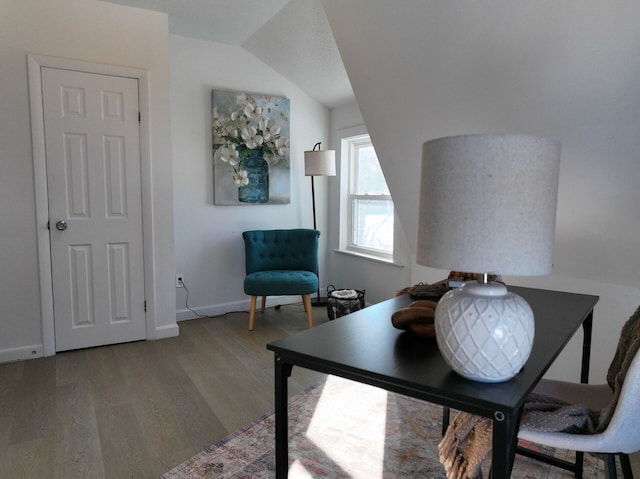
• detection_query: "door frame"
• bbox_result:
[28,54,155,356]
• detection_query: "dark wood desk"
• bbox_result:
[267,286,598,478]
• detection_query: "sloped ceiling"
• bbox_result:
[99,0,354,108]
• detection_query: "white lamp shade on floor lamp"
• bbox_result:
[304,144,336,230]
[304,149,336,177]
[417,134,561,382]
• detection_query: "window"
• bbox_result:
[340,130,395,261]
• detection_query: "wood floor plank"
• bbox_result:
[109,343,196,472]
[159,374,228,452]
[54,382,104,479]
[198,304,329,386]
[0,406,12,477]
[6,437,55,479]
[96,404,151,479]
[0,358,24,385]
[177,349,272,432]
[85,346,131,411]
[54,348,89,387]
[9,378,56,444]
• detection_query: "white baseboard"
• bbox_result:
[176,295,305,322]
[150,323,180,339]
[0,327,181,364]
[0,344,44,363]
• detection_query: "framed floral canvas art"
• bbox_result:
[212,90,290,205]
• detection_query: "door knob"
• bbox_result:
[55,220,68,231]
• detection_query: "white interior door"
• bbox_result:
[42,67,146,352]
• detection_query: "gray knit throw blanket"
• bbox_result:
[438,304,640,479]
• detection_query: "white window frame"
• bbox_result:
[338,125,398,263]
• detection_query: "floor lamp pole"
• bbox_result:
[310,176,326,306]
[311,176,318,230]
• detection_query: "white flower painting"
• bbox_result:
[213,90,290,205]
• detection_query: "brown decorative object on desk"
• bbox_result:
[395,281,450,300]
[391,299,438,337]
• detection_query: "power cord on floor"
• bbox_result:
[178,277,207,318]
[178,277,245,319]
[178,277,290,319]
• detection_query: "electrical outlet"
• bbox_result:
[176,274,185,288]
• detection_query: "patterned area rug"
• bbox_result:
[160,375,608,478]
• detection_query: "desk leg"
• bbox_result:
[581,311,593,384]
[573,309,593,479]
[275,354,293,479]
[442,407,450,436]
[491,408,522,479]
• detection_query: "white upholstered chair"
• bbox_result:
[518,347,640,478]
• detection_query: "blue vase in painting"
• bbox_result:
[238,149,269,203]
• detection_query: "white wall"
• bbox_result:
[327,104,413,304]
[170,35,331,319]
[323,1,640,382]
[0,0,176,361]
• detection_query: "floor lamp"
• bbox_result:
[304,142,336,307]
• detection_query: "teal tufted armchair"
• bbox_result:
[242,229,320,330]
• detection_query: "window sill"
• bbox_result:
[334,248,405,267]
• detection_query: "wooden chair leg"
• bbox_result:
[261,296,267,312]
[248,296,257,331]
[302,294,314,328]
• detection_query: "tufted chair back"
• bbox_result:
[243,229,319,275]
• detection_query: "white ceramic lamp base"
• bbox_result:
[435,281,535,383]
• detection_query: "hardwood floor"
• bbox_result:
[1,302,638,478]
[0,303,328,479]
